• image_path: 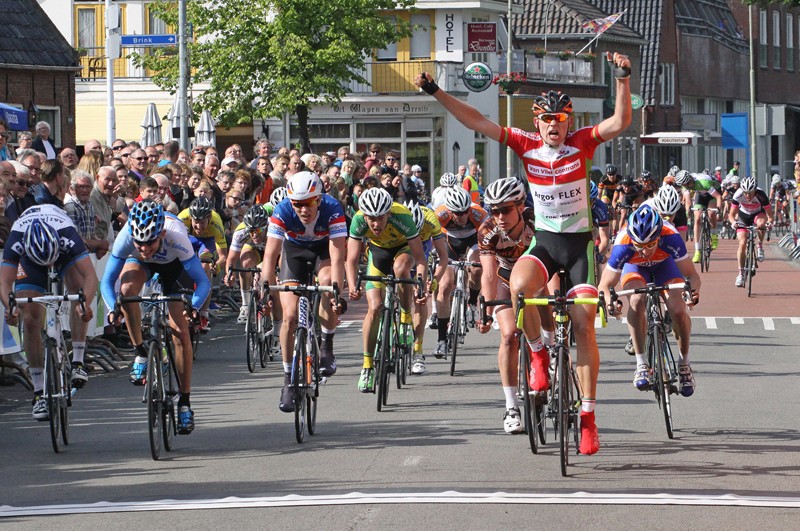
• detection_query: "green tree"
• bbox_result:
[135,0,416,153]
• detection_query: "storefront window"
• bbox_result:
[356,122,401,138]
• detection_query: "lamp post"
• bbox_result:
[748,5,757,181]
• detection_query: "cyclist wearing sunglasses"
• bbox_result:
[475,177,535,433]
[101,200,210,434]
[598,164,620,206]
[432,186,488,359]
[415,50,633,455]
[178,197,229,332]
[597,204,700,397]
[674,170,723,262]
[262,172,347,412]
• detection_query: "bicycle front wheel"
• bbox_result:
[557,345,571,477]
[746,237,755,297]
[45,339,64,453]
[147,341,164,460]
[307,343,319,436]
[292,328,308,443]
[245,297,258,373]
[652,328,675,439]
[259,304,271,367]
[701,223,711,272]
[518,338,538,454]
[377,309,392,411]
[448,292,463,376]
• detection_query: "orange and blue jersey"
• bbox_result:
[606,221,688,287]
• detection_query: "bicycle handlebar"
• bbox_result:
[447,259,481,268]
[610,281,688,298]
[111,292,194,325]
[8,290,86,310]
[229,266,261,274]
[478,295,512,325]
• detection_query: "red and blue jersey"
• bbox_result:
[267,194,347,247]
[606,221,687,271]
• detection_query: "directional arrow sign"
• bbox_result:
[120,34,177,47]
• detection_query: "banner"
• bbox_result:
[581,12,624,35]
[721,113,749,149]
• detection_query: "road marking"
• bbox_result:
[733,317,745,324]
[763,317,775,331]
[704,317,717,329]
[338,321,356,329]
[791,317,800,325]
[600,317,800,331]
[3,491,800,516]
[404,456,422,467]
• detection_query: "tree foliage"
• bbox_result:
[134,0,416,151]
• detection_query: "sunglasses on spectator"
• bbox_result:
[21,163,41,173]
[15,179,31,187]
[537,112,570,123]
[291,198,317,209]
[0,132,10,139]
[121,153,130,158]
[489,205,516,216]
[132,156,147,161]
[632,239,659,251]
[385,157,396,162]
[112,145,125,151]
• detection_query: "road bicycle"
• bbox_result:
[267,278,337,442]
[148,273,201,360]
[520,270,603,477]
[9,270,86,453]
[357,273,421,412]
[697,207,717,273]
[740,224,770,297]
[230,266,276,372]
[479,296,544,455]
[607,279,692,439]
[114,292,192,460]
[446,258,481,376]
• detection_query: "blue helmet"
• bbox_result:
[589,181,599,201]
[627,204,663,245]
[129,200,165,243]
[24,219,61,266]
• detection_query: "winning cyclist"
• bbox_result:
[345,187,428,392]
[675,170,722,263]
[403,200,448,376]
[260,172,346,412]
[475,177,535,433]
[1,205,97,419]
[101,200,210,434]
[433,186,488,359]
[597,204,700,397]
[729,176,773,287]
[178,197,229,331]
[415,50,633,455]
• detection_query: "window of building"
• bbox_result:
[788,14,795,71]
[759,10,768,67]
[659,63,675,106]
[376,16,398,61]
[773,10,781,68]
[410,14,431,59]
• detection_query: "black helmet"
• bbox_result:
[531,90,573,115]
[640,170,652,180]
[189,197,213,220]
[606,164,618,176]
[243,205,270,230]
[620,175,635,186]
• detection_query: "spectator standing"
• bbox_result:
[128,148,149,182]
[64,171,109,258]
[31,159,68,208]
[0,119,12,161]
[31,121,57,160]
[5,161,35,222]
[59,147,79,170]
[90,166,119,243]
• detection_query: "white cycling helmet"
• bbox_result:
[286,171,322,200]
[270,186,288,206]
[653,185,682,217]
[729,175,740,185]
[443,186,472,212]
[772,174,782,186]
[668,165,680,177]
[403,200,424,230]
[484,177,526,206]
[675,170,693,187]
[439,172,459,188]
[740,176,757,193]
[359,187,393,217]
[714,166,723,172]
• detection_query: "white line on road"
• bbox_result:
[704,317,717,329]
[791,317,800,325]
[763,317,775,331]
[3,491,800,517]
[733,317,745,324]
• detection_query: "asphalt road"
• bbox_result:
[1,238,799,529]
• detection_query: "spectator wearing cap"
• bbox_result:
[713,165,723,183]
[220,156,239,171]
[364,143,383,173]
[727,161,740,178]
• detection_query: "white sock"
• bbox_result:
[503,386,517,409]
[635,354,647,367]
[241,290,251,308]
[30,367,44,394]
[282,362,291,374]
[526,336,544,353]
[541,329,554,347]
[581,399,596,413]
[72,341,86,364]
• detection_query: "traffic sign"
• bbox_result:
[120,34,177,47]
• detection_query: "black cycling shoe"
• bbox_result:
[279,373,294,412]
[319,354,337,377]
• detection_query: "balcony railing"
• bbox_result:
[78,46,177,80]
[500,52,594,84]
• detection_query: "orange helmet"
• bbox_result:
[531,90,573,115]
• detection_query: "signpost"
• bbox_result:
[120,34,177,47]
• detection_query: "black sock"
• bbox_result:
[469,288,479,306]
[135,344,147,358]
[438,318,450,341]
[322,332,334,352]
[178,392,190,408]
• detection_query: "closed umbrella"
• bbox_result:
[140,103,162,147]
[167,93,194,143]
[195,109,216,148]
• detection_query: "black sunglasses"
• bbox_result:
[489,205,515,216]
[112,145,126,151]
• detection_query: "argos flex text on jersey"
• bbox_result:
[500,125,604,234]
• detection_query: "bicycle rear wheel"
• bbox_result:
[245,297,258,373]
[292,328,307,443]
[46,340,64,453]
[448,291,462,376]
[518,338,538,454]
[557,345,570,477]
[146,341,164,460]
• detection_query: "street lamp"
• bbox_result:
[506,0,523,177]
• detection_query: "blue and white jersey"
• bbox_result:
[2,204,87,267]
[111,213,195,264]
[591,200,609,228]
[267,194,347,247]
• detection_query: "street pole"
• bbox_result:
[178,0,189,151]
[105,0,115,144]
[506,0,513,177]
[748,6,757,180]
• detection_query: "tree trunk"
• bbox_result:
[295,104,311,154]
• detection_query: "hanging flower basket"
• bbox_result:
[533,48,547,58]
[492,72,526,94]
[557,50,574,61]
[577,52,596,62]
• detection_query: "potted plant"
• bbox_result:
[577,52,596,62]
[533,47,547,58]
[492,72,526,94]
[74,46,88,57]
[557,50,574,61]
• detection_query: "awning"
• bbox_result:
[640,132,700,146]
[0,103,29,131]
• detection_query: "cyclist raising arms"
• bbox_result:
[101,200,210,433]
[729,176,773,287]
[260,172,346,412]
[1,206,97,419]
[475,178,535,433]
[597,204,700,397]
[345,187,428,392]
[415,50,632,455]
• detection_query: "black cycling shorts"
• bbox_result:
[279,240,330,284]
[446,232,478,260]
[523,231,594,293]
[127,257,195,295]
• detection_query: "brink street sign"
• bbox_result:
[120,34,177,47]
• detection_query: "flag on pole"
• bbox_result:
[581,12,624,35]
